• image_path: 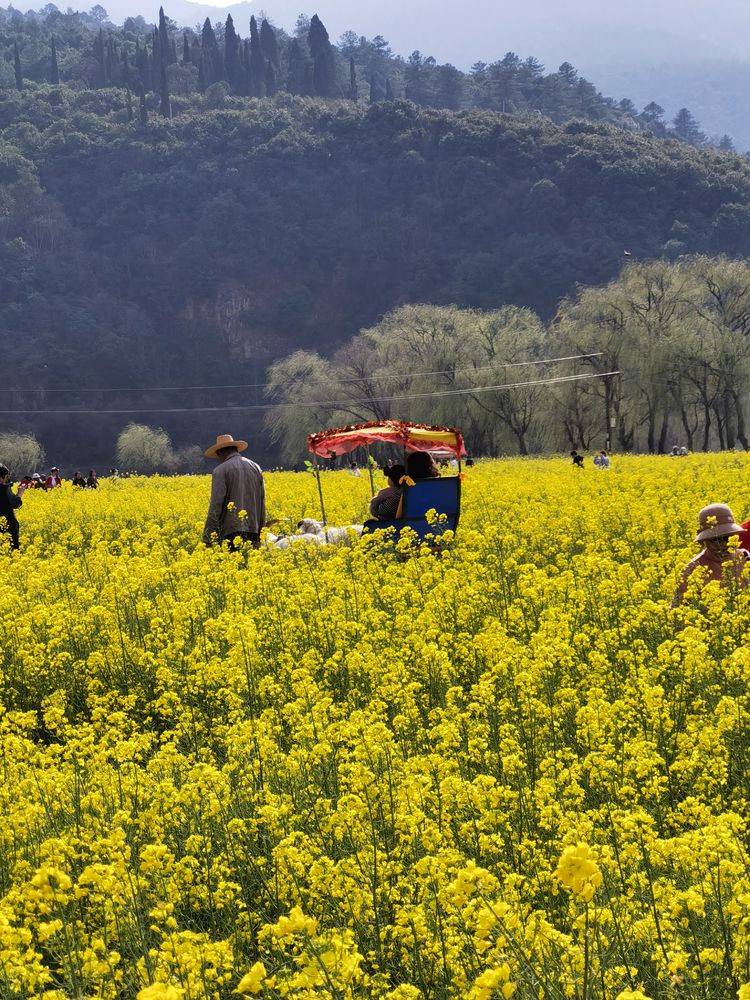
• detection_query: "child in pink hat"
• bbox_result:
[673,503,749,607]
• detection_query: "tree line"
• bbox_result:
[266,257,750,461]
[0,3,731,149]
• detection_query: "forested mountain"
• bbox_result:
[0,4,724,148]
[3,6,750,463]
[7,0,750,151]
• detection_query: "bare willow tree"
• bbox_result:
[554,256,750,453]
[266,304,566,460]
[265,259,750,462]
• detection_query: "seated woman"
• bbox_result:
[406,451,441,481]
[370,464,406,520]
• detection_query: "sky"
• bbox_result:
[205,0,749,70]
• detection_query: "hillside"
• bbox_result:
[4,85,750,461]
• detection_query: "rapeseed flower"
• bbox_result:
[0,456,748,998]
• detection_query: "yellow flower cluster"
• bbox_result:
[555,844,603,902]
[0,454,749,999]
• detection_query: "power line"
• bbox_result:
[0,371,620,416]
[0,352,604,394]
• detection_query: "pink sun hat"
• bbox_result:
[695,503,744,542]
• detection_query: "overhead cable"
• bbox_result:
[0,371,621,416]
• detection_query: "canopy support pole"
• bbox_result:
[313,457,328,531]
[365,445,376,496]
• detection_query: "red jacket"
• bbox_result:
[742,520,750,554]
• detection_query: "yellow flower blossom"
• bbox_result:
[236,961,268,994]
[555,844,603,902]
[137,986,184,1000]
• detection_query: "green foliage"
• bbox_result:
[0,431,44,473]
[116,422,173,471]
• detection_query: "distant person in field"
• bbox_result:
[45,467,62,489]
[203,433,266,550]
[86,469,98,489]
[72,471,86,488]
[406,451,440,480]
[0,464,25,551]
[593,450,610,469]
[672,503,749,607]
[571,450,584,468]
[370,463,406,520]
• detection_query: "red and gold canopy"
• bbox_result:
[307,420,466,460]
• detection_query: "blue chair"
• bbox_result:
[363,476,462,541]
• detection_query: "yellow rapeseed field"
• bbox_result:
[1,454,750,1000]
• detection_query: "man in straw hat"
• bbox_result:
[202,434,265,549]
[672,502,749,606]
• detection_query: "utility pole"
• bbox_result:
[603,372,619,451]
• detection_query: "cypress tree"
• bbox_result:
[93,29,105,87]
[170,39,177,64]
[136,39,151,92]
[264,59,277,96]
[385,77,394,100]
[126,85,133,121]
[287,38,306,94]
[182,33,191,65]
[201,17,217,49]
[50,35,60,85]
[13,42,22,91]
[348,56,357,101]
[159,60,171,118]
[158,7,174,65]
[197,52,206,93]
[105,35,117,86]
[308,14,336,97]
[224,13,240,90]
[121,48,131,87]
[201,18,225,85]
[138,81,148,126]
[303,61,314,96]
[190,38,201,67]
[150,29,160,91]
[260,18,279,68]
[248,15,265,97]
[369,74,385,103]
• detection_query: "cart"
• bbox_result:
[306,419,466,540]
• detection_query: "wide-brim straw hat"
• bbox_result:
[204,434,248,459]
[695,502,744,542]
